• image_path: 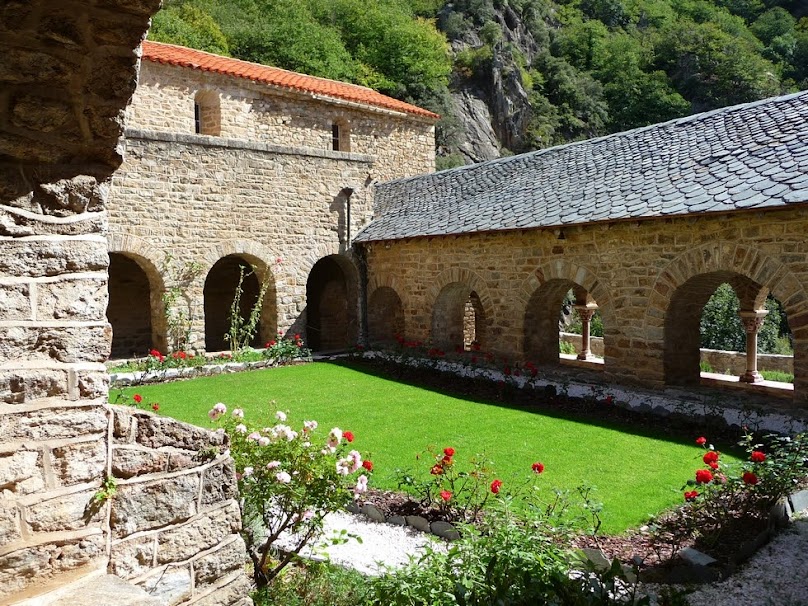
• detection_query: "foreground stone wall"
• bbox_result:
[362,205,808,404]
[0,0,160,601]
[109,406,251,605]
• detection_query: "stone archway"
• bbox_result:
[204,255,272,352]
[107,252,162,358]
[432,283,489,352]
[648,243,808,401]
[368,286,404,347]
[306,255,359,352]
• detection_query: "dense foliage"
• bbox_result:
[150,0,807,158]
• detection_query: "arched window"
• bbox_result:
[194,90,221,136]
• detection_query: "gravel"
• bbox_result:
[298,509,808,604]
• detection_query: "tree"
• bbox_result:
[149,2,230,55]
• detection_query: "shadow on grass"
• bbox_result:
[323,357,747,453]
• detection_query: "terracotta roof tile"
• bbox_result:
[141,41,439,120]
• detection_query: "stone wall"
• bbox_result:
[1,4,254,603]
[127,61,436,183]
[109,406,251,605]
[362,206,808,404]
[107,58,435,354]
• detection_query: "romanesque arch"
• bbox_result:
[367,279,405,347]
[647,243,808,399]
[306,254,360,351]
[428,268,494,352]
[203,253,277,352]
[519,260,612,365]
[107,253,164,358]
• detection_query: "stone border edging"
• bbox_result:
[346,501,461,541]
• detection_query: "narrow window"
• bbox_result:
[332,123,341,151]
[194,103,201,134]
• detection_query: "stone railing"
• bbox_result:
[559,333,794,376]
[108,405,252,605]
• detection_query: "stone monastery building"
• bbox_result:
[109,41,808,405]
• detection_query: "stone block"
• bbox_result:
[167,450,198,472]
[0,505,21,546]
[0,369,69,403]
[137,564,192,604]
[109,535,156,579]
[37,279,108,321]
[110,473,200,538]
[0,240,108,278]
[405,515,430,532]
[193,536,248,588]
[0,48,75,86]
[0,325,111,364]
[190,573,254,606]
[0,535,106,597]
[77,369,110,399]
[25,489,102,533]
[199,459,238,507]
[156,501,241,564]
[0,407,107,441]
[0,206,106,237]
[11,96,74,135]
[44,573,164,606]
[112,446,169,479]
[51,440,107,486]
[789,489,808,514]
[0,283,30,320]
[0,449,44,496]
[136,414,225,451]
[113,406,136,441]
[430,520,460,541]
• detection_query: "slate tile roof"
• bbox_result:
[355,91,808,243]
[141,41,439,120]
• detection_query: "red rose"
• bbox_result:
[696,436,707,446]
[684,490,699,502]
[133,394,143,403]
[440,490,452,502]
[443,447,455,457]
[703,451,719,464]
[490,479,503,494]
[430,464,444,476]
[750,451,766,463]
[708,461,719,470]
[362,460,373,472]
[695,469,714,484]
[742,471,759,485]
[503,366,511,376]
[441,455,453,465]
[343,431,354,443]
[531,462,545,474]
[152,403,160,411]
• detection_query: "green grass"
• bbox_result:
[113,362,740,534]
[760,370,794,383]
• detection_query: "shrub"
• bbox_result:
[210,404,370,587]
[760,370,794,383]
[264,334,311,364]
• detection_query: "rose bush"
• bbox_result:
[209,403,370,587]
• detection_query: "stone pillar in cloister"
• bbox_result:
[574,304,599,361]
[739,310,769,383]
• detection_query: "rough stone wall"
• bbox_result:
[127,62,436,182]
[0,1,161,601]
[109,406,251,605]
[363,206,808,405]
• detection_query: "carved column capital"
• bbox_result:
[739,310,768,335]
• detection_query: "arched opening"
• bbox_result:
[432,283,487,352]
[194,90,221,136]
[698,282,793,384]
[204,255,270,352]
[306,255,359,352]
[107,253,156,359]
[331,118,350,152]
[368,286,404,347]
[524,279,600,365]
[664,271,783,386]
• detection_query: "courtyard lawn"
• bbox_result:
[113,362,739,534]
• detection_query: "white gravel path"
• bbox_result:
[300,510,808,604]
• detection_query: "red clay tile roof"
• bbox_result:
[141,41,439,120]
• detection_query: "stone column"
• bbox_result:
[574,305,598,361]
[739,310,769,383]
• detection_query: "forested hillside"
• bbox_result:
[149,0,808,167]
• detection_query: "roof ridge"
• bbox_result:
[140,40,439,120]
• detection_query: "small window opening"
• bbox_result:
[332,123,341,151]
[194,103,201,134]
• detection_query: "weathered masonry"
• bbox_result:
[0,7,251,606]
[107,41,438,357]
[355,92,808,406]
